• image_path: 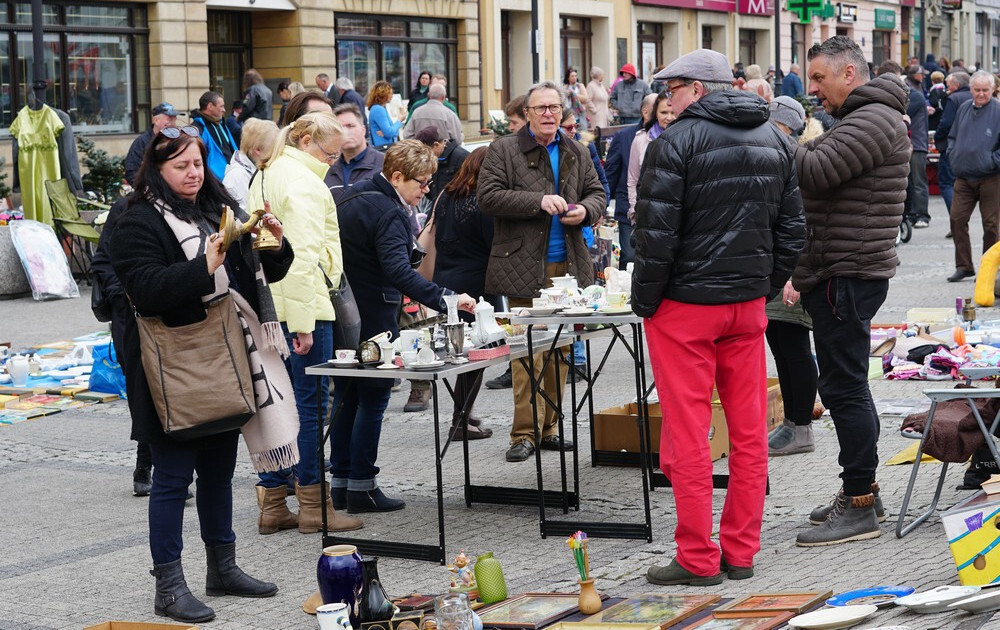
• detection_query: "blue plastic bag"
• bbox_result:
[90,342,127,399]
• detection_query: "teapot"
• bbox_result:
[550,274,579,293]
[470,298,507,347]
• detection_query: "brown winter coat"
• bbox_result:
[477,126,606,298]
[791,74,911,293]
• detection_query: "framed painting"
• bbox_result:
[475,593,585,629]
[545,623,659,630]
[583,593,720,628]
[713,591,832,615]
[681,611,796,629]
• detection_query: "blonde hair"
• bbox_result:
[745,64,764,80]
[239,118,279,167]
[261,111,343,168]
[383,139,438,180]
[288,81,306,95]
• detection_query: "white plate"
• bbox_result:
[408,360,445,371]
[560,308,597,316]
[327,359,359,367]
[949,588,1000,613]
[788,605,878,629]
[895,585,981,613]
[376,363,399,370]
[598,306,633,315]
[524,307,561,317]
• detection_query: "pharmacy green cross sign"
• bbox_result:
[786,0,832,22]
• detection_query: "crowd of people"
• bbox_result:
[87,36,1000,621]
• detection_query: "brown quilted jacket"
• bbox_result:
[477,127,606,298]
[791,74,911,293]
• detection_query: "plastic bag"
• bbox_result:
[89,342,126,399]
[8,220,80,300]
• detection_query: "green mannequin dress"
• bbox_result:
[10,105,64,225]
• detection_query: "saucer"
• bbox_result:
[328,359,359,367]
[561,307,596,316]
[948,588,1000,613]
[827,586,914,608]
[895,585,981,613]
[409,360,445,370]
[376,363,399,370]
[788,604,878,629]
[598,305,633,315]
[524,307,560,317]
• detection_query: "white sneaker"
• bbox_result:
[914,220,929,228]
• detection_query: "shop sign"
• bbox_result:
[874,8,896,29]
[787,0,824,22]
[837,3,857,22]
[634,0,736,12]
[738,0,775,15]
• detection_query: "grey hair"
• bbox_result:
[334,77,354,91]
[807,35,871,82]
[428,83,447,100]
[949,71,971,88]
[590,66,604,80]
[700,80,734,95]
[525,81,566,107]
[971,70,994,87]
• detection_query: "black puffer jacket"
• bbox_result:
[631,90,805,317]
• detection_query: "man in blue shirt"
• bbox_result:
[781,63,804,98]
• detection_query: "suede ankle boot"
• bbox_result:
[205,542,278,597]
[809,483,886,525]
[151,559,215,623]
[256,485,298,535]
[296,482,364,533]
[796,493,881,547]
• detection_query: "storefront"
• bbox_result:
[872,8,896,66]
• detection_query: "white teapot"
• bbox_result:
[550,274,579,293]
[470,297,507,347]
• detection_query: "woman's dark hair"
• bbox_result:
[280,90,334,127]
[414,71,431,89]
[443,146,488,199]
[563,67,579,85]
[130,132,238,221]
[644,92,671,132]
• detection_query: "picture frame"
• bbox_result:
[545,623,660,630]
[583,593,720,628]
[475,593,588,629]
[680,610,796,629]
[712,591,833,615]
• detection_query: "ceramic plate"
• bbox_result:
[409,360,445,371]
[598,306,633,315]
[827,586,914,608]
[787,604,878,629]
[524,307,561,317]
[327,359,359,368]
[949,589,1000,613]
[376,363,399,370]
[895,585,981,613]
[560,307,597,316]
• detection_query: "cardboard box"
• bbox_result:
[85,623,197,630]
[942,491,1000,586]
[593,378,783,462]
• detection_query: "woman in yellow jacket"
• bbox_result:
[247,112,362,535]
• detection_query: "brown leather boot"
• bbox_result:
[295,482,363,533]
[257,485,298,535]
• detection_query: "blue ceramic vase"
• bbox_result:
[317,545,365,628]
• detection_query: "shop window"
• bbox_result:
[560,17,592,82]
[335,14,457,105]
[792,23,806,66]
[872,31,892,66]
[208,10,251,105]
[2,1,148,134]
[702,25,714,50]
[637,22,662,83]
[739,29,757,66]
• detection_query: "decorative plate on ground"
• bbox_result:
[787,604,878,629]
[894,585,981,613]
[826,587,914,608]
[949,588,1000,614]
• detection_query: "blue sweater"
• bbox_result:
[947,98,1000,181]
[369,104,401,148]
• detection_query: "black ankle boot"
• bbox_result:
[151,559,215,623]
[330,485,347,510]
[205,542,278,598]
[133,467,152,497]
[347,488,406,513]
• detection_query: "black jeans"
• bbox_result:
[765,320,818,426]
[802,277,888,497]
[149,431,238,565]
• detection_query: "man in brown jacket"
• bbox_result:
[478,81,606,462]
[792,36,910,547]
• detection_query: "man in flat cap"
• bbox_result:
[633,49,805,586]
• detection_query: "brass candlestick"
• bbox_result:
[218,202,281,252]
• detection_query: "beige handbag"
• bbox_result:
[136,293,256,440]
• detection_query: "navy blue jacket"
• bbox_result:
[603,123,642,221]
[336,174,452,340]
[325,146,385,204]
[587,140,611,203]
[948,98,1000,181]
[906,82,929,153]
[936,86,972,155]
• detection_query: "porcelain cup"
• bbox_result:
[335,349,356,362]
[401,351,419,367]
[8,356,29,387]
[606,292,628,308]
[532,297,550,308]
[398,330,421,352]
[316,602,353,630]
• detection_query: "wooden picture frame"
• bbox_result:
[712,591,832,615]
[583,593,720,628]
[545,623,659,630]
[680,611,796,629]
[475,593,586,629]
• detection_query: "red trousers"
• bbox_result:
[645,298,769,576]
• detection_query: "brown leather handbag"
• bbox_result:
[136,293,256,440]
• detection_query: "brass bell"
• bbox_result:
[218,202,281,252]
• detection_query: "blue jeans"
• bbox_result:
[149,431,238,565]
[939,152,955,213]
[258,321,333,489]
[329,376,393,490]
[618,221,635,268]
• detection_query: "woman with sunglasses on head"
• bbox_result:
[331,139,476,512]
[247,112,364,536]
[111,125,296,624]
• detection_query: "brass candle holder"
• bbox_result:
[218,203,281,252]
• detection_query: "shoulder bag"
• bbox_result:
[415,191,442,282]
[321,267,362,351]
[135,292,256,440]
[91,272,112,322]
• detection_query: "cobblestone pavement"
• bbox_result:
[3,197,1000,629]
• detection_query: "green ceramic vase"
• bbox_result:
[473,552,508,604]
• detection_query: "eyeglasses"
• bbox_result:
[527,104,563,115]
[317,143,340,163]
[160,126,199,139]
[413,177,433,190]
[561,123,579,132]
[665,81,693,99]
